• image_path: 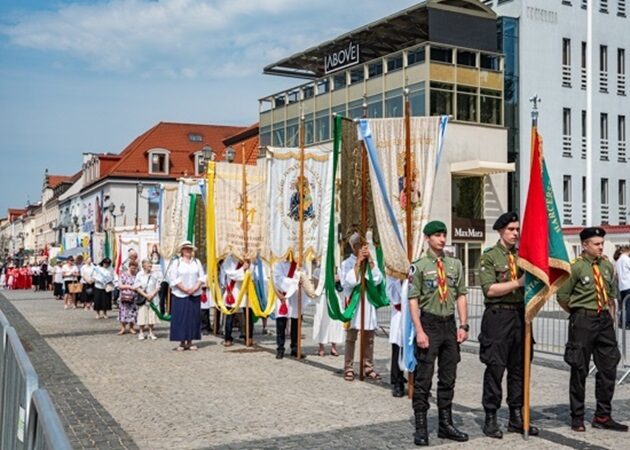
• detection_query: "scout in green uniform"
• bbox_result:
[557,227,627,432]
[478,212,539,438]
[408,220,469,446]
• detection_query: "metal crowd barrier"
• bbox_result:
[0,310,72,449]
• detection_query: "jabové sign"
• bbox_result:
[324,42,360,74]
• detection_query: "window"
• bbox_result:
[600,45,608,72]
[430,82,454,117]
[387,54,403,72]
[287,90,300,104]
[148,186,160,226]
[601,178,609,204]
[385,89,404,118]
[260,125,271,147]
[563,175,572,202]
[348,99,363,120]
[408,82,426,116]
[430,47,453,64]
[149,150,169,175]
[601,113,609,139]
[457,86,478,122]
[457,50,477,67]
[563,108,572,136]
[272,124,285,146]
[620,115,627,142]
[368,61,383,78]
[582,176,587,202]
[407,47,426,66]
[349,67,364,85]
[333,73,347,90]
[305,118,314,146]
[582,110,587,138]
[315,110,330,142]
[480,54,500,70]
[194,153,204,176]
[619,180,627,206]
[303,84,314,100]
[366,94,383,118]
[563,38,571,65]
[480,89,502,125]
[286,118,299,147]
[316,79,329,96]
[619,48,626,75]
[188,133,203,142]
[274,94,286,107]
[581,42,587,69]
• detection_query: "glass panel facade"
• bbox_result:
[260,125,271,147]
[315,111,330,142]
[407,47,426,66]
[480,89,502,125]
[385,88,404,117]
[409,82,426,116]
[457,50,477,67]
[368,61,383,78]
[286,118,299,147]
[430,82,454,116]
[387,54,403,72]
[431,46,453,64]
[367,94,383,118]
[457,86,478,122]
[350,67,364,84]
[333,73,347,89]
[273,125,285,146]
[348,99,364,119]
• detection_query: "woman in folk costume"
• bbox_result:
[167,240,206,352]
[341,232,384,382]
[387,276,406,397]
[272,258,309,359]
[312,258,343,357]
[220,254,253,347]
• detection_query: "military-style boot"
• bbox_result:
[438,408,469,442]
[414,411,429,446]
[482,410,503,439]
[508,406,539,435]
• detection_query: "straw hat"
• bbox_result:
[178,240,197,253]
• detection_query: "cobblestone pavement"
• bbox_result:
[2,289,630,449]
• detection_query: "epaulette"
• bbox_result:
[571,256,582,264]
[483,247,493,254]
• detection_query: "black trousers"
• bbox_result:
[276,317,298,354]
[391,344,406,386]
[479,306,525,412]
[201,309,211,333]
[412,313,460,413]
[225,309,254,342]
[564,311,620,419]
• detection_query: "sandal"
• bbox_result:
[176,346,186,352]
[315,349,325,357]
[365,370,382,381]
[344,370,355,382]
[330,348,339,357]
[188,345,199,351]
[117,329,126,335]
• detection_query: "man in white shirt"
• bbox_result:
[220,255,253,346]
[341,232,383,381]
[616,245,630,328]
[273,259,308,359]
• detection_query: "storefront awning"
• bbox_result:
[450,160,515,177]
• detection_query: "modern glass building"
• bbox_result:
[259,0,505,150]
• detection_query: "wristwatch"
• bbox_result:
[459,324,470,332]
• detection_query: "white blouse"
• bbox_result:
[340,254,383,331]
[134,270,163,302]
[53,266,63,283]
[167,258,206,298]
[92,266,114,289]
[61,263,78,282]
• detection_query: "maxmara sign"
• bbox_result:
[452,218,486,241]
[324,42,360,74]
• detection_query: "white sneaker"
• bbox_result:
[149,333,157,340]
[138,333,145,340]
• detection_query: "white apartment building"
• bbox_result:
[487,0,629,245]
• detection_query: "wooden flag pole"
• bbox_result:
[359,99,369,381]
[523,321,532,439]
[297,111,306,360]
[241,142,252,348]
[404,90,415,399]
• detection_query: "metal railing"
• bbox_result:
[562,135,572,157]
[562,64,571,87]
[0,311,72,450]
[600,138,609,160]
[619,141,627,162]
[580,67,586,90]
[618,73,627,96]
[600,70,609,93]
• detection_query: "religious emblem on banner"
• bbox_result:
[397,157,422,211]
[288,175,315,221]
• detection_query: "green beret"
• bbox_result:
[423,220,447,236]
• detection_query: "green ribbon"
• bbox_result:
[324,116,389,322]
[149,301,171,322]
[186,193,197,242]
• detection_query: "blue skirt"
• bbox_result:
[170,294,202,341]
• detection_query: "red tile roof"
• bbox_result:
[101,122,247,179]
[46,175,73,189]
[221,123,260,165]
[7,208,26,222]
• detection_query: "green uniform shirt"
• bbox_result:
[479,241,523,305]
[408,250,467,316]
[556,253,616,310]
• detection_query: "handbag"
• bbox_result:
[134,274,152,306]
[68,282,83,294]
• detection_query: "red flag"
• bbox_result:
[115,237,123,276]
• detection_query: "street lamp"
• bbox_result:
[72,215,79,231]
[108,203,125,227]
[225,146,236,163]
[135,181,146,227]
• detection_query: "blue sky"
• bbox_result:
[0,0,419,214]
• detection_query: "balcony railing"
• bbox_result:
[562,65,572,87]
[618,73,626,96]
[563,202,573,225]
[600,71,609,92]
[581,68,587,90]
[620,205,628,225]
[581,136,587,159]
[581,203,587,225]
[562,135,572,157]
[619,141,627,162]
[600,139,609,160]
[601,204,610,224]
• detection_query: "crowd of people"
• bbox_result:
[4,218,630,446]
